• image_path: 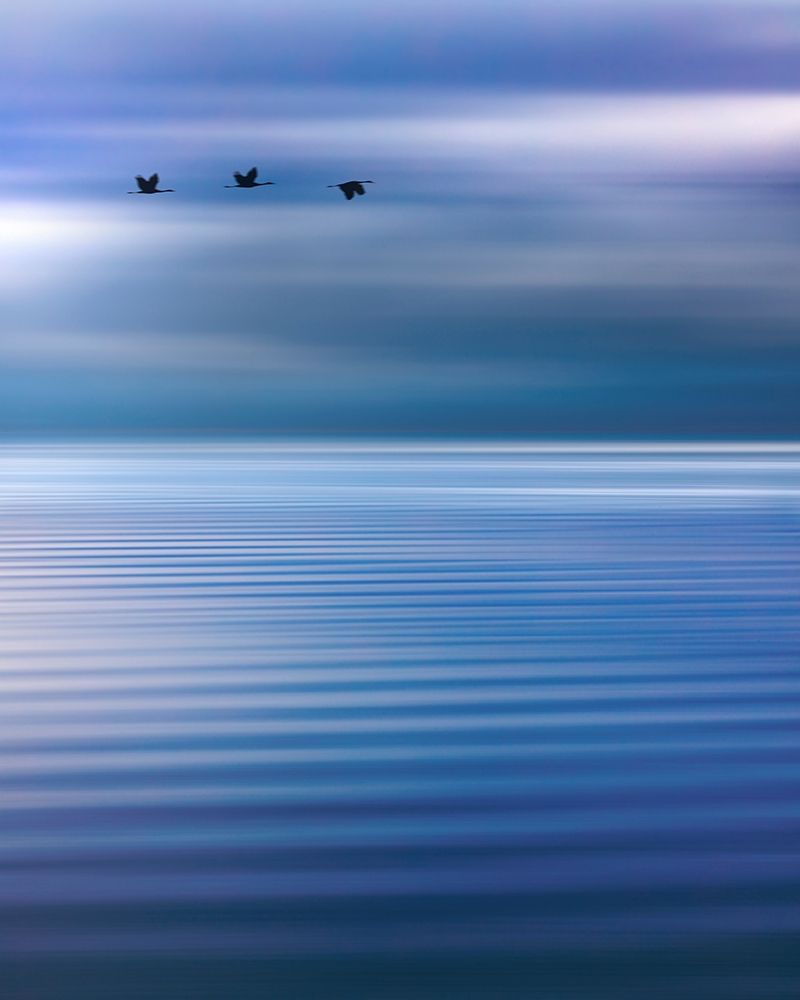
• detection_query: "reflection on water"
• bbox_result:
[2,443,799,999]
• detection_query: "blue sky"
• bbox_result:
[2,0,800,436]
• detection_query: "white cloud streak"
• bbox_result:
[3,194,800,296]
[12,92,800,177]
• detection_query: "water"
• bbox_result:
[1,443,799,999]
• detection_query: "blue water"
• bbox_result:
[1,443,799,999]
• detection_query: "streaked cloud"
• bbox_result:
[10,91,800,175]
[0,330,313,374]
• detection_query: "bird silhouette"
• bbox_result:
[328,180,374,200]
[225,167,275,189]
[127,173,174,194]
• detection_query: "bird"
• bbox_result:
[225,167,275,189]
[328,180,374,200]
[127,173,174,194]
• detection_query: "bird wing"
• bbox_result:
[232,171,246,183]
[245,167,258,181]
[149,173,159,186]
[353,183,365,196]
[135,175,149,192]
[344,186,355,200]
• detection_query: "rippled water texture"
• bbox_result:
[2,443,799,999]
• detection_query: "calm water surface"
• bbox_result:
[1,443,799,999]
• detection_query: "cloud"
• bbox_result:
[3,187,800,299]
[5,90,800,220]
[5,0,800,90]
[0,329,321,374]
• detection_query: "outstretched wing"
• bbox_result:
[245,167,258,181]
[135,175,149,192]
[353,182,365,196]
[343,186,355,200]
[148,173,159,186]
[232,171,246,184]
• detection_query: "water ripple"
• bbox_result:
[2,444,799,998]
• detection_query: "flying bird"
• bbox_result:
[328,180,374,200]
[128,173,174,194]
[225,167,275,189]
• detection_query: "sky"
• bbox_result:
[2,0,800,437]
